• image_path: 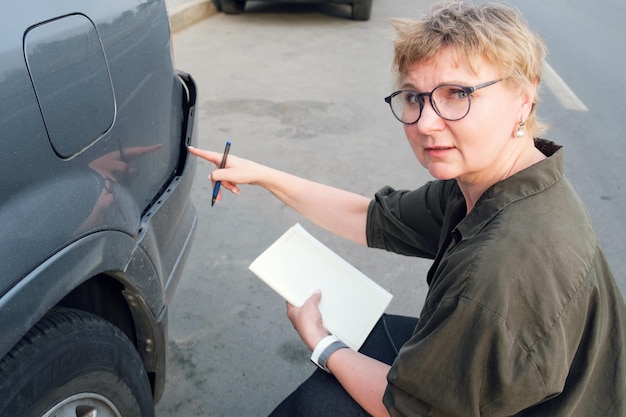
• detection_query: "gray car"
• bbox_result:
[0,1,197,416]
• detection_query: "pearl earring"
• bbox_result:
[516,118,526,138]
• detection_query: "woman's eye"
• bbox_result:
[450,89,468,99]
[404,92,421,104]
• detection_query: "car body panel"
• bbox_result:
[0,0,197,402]
[1,1,185,295]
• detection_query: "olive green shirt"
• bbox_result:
[367,140,626,416]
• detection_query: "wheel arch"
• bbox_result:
[0,230,170,401]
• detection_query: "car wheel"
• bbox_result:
[0,308,155,417]
[352,0,372,21]
[222,0,246,14]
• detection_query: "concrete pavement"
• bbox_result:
[166,0,216,33]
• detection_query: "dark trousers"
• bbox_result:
[268,314,418,417]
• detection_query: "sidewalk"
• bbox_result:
[165,0,216,32]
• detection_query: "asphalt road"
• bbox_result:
[156,1,625,415]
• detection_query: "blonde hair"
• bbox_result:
[390,1,548,135]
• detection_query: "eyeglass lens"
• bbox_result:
[388,85,471,124]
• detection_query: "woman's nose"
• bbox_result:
[415,99,445,133]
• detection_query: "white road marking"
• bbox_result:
[543,62,588,111]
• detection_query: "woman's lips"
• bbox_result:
[424,146,455,158]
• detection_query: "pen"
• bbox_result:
[212,140,231,207]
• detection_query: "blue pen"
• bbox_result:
[212,141,231,207]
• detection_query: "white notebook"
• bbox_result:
[249,223,393,350]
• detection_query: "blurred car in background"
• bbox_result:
[0,1,197,416]
[213,0,373,20]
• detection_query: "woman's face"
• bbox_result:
[402,47,530,186]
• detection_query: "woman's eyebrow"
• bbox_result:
[401,80,476,91]
[400,81,419,90]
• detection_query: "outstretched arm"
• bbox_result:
[188,146,372,246]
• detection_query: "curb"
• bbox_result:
[167,0,217,32]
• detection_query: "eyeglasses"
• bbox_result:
[384,79,501,124]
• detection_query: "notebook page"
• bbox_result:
[249,223,393,350]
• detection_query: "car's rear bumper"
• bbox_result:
[129,71,198,401]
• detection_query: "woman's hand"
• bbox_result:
[188,145,268,202]
[286,291,330,351]
[288,291,392,417]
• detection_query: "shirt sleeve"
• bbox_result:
[366,181,458,259]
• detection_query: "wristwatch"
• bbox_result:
[310,335,349,373]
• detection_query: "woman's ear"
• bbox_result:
[519,79,538,119]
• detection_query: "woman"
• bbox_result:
[189,1,625,416]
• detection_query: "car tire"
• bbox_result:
[352,0,372,21]
[0,308,155,417]
[222,0,246,14]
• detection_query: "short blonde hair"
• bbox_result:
[390,1,548,135]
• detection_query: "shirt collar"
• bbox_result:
[454,139,564,240]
